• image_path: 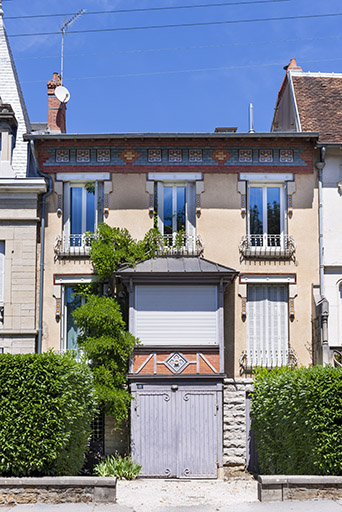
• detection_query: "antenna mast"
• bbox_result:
[60,9,85,84]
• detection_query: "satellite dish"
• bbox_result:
[55,85,70,104]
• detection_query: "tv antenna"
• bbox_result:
[60,9,85,84]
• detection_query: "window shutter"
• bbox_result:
[186,182,196,238]
[247,284,288,367]
[156,182,164,233]
[135,285,218,345]
[97,181,104,225]
[0,242,4,304]
[63,182,71,245]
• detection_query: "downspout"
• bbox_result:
[30,140,53,354]
[315,146,329,362]
[316,146,326,297]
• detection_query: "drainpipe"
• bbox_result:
[315,146,329,363]
[316,146,326,297]
[30,140,53,354]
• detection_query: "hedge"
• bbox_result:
[251,366,342,475]
[0,351,97,476]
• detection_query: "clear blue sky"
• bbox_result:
[4,0,342,134]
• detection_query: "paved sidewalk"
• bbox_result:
[1,479,342,511]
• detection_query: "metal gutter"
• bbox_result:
[24,132,319,141]
[29,140,53,354]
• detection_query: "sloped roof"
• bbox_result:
[116,257,237,282]
[292,73,342,143]
[0,10,31,177]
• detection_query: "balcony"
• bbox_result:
[240,349,298,373]
[155,233,204,257]
[54,234,95,258]
[239,234,296,259]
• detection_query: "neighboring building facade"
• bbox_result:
[272,58,342,366]
[0,6,46,354]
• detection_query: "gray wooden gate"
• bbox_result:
[130,382,222,478]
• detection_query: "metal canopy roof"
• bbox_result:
[116,257,237,284]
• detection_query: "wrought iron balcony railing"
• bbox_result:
[239,234,296,259]
[155,233,204,256]
[54,232,204,258]
[240,348,298,373]
[54,234,95,257]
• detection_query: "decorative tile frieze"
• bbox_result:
[55,149,69,163]
[119,147,140,164]
[241,297,247,319]
[211,148,231,164]
[280,149,294,163]
[195,193,201,216]
[97,149,110,162]
[189,149,203,162]
[55,298,62,321]
[148,149,162,162]
[289,297,295,319]
[259,150,273,162]
[288,194,293,216]
[148,193,154,216]
[168,149,182,162]
[239,149,253,162]
[76,149,90,163]
[103,194,109,217]
[240,194,247,215]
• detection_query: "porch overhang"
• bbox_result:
[116,256,238,285]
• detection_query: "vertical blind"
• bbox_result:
[247,284,288,367]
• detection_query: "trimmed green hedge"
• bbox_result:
[0,352,97,476]
[251,366,342,475]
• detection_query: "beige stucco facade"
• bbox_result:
[37,141,319,377]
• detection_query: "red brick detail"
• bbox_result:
[210,148,232,164]
[47,73,66,133]
[119,147,140,164]
[132,349,219,375]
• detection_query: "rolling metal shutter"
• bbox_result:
[135,285,218,345]
[247,284,288,367]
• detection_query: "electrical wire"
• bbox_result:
[20,57,342,84]
[7,12,342,38]
[14,34,342,61]
[4,0,290,20]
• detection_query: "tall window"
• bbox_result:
[63,182,103,249]
[247,284,288,367]
[63,286,84,351]
[248,184,285,247]
[156,182,195,238]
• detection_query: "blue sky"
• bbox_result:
[4,0,342,133]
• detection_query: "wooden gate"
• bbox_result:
[131,381,222,478]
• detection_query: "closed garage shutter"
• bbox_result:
[247,284,288,367]
[135,285,218,345]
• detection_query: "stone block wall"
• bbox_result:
[223,377,254,476]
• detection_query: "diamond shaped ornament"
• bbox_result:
[165,352,188,373]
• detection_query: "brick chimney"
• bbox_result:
[283,58,302,72]
[47,72,66,133]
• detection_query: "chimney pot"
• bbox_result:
[283,58,302,72]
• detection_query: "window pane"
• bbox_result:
[176,186,186,232]
[267,187,281,236]
[249,187,263,235]
[163,187,173,235]
[86,188,95,232]
[71,187,82,235]
[66,287,82,351]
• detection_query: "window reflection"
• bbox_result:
[66,287,82,351]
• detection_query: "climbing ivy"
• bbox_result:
[73,223,160,423]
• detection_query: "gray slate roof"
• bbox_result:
[117,257,236,274]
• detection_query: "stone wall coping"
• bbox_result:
[259,475,342,485]
[224,378,254,384]
[0,477,117,488]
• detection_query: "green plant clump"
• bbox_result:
[94,453,142,480]
[0,351,97,477]
[251,365,342,475]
